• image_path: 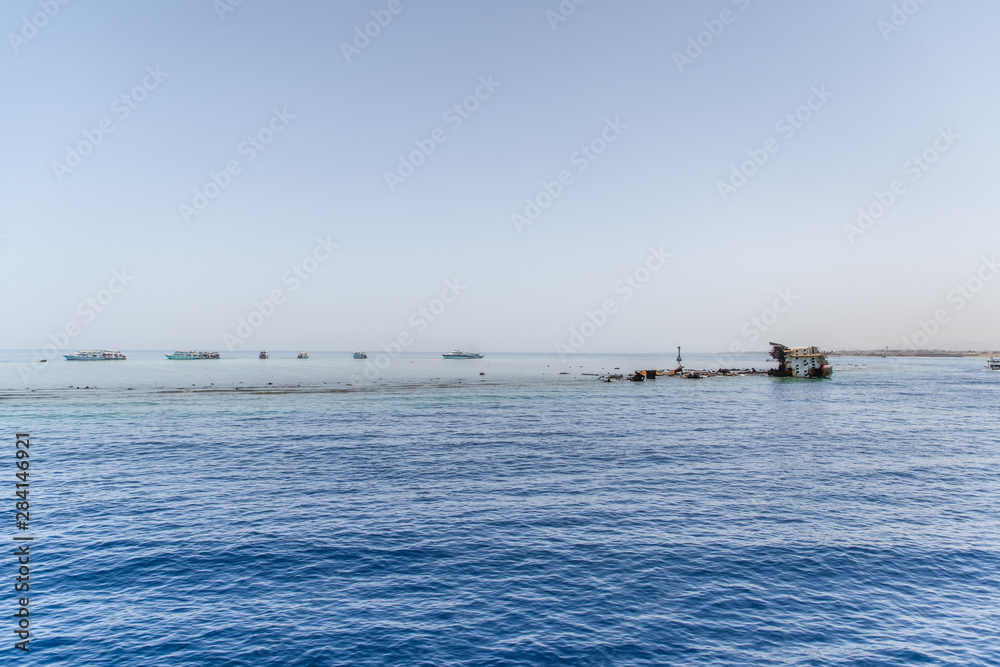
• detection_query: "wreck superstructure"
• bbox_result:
[767,342,832,378]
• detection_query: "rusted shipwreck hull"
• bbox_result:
[768,342,832,378]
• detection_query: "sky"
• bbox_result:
[2,0,999,354]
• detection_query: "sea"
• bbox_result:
[1,351,998,666]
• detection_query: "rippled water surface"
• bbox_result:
[3,354,999,665]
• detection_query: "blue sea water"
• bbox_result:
[2,353,999,665]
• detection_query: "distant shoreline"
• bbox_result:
[829,350,995,358]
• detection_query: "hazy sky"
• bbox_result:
[3,0,999,354]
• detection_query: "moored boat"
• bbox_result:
[166,351,220,360]
[64,350,127,361]
[442,350,484,359]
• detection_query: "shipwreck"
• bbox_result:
[598,344,832,382]
[767,342,832,378]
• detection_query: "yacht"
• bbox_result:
[166,351,220,360]
[64,350,127,361]
[442,350,484,359]
[259,350,269,359]
[986,356,1000,371]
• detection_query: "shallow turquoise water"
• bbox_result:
[2,355,999,665]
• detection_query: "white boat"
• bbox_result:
[64,350,126,361]
[259,350,269,359]
[442,350,484,359]
[297,352,310,359]
[986,357,1000,371]
[352,352,367,359]
[166,351,220,360]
